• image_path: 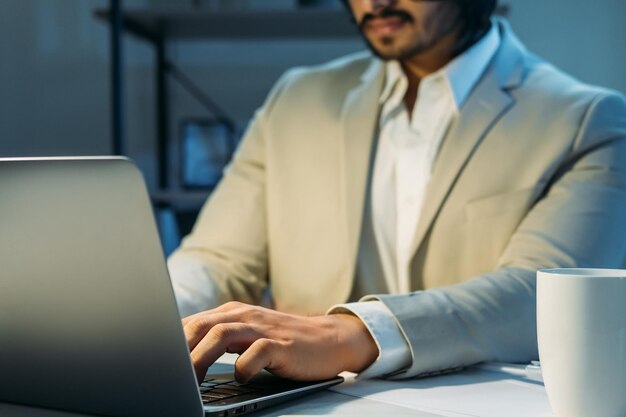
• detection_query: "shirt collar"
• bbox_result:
[378,21,501,111]
[379,60,405,105]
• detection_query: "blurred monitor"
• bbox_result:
[180,118,237,189]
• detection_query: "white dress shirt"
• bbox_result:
[373,60,456,294]
[332,25,501,378]
[168,253,222,317]
[169,23,501,377]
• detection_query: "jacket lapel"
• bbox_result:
[340,59,385,275]
[408,21,529,259]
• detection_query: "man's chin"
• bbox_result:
[359,27,424,61]
[365,41,423,61]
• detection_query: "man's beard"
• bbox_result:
[360,31,436,61]
[358,6,461,61]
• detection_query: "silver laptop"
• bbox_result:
[0,157,342,417]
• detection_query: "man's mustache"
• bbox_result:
[359,8,415,29]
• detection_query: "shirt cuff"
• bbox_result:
[327,301,412,379]
[167,253,221,318]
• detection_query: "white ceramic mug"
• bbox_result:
[537,268,626,417]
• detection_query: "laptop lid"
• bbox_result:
[0,157,203,417]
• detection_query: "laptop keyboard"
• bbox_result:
[199,372,338,412]
[200,376,266,405]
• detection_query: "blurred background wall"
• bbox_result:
[0,0,624,250]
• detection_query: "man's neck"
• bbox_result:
[399,30,459,115]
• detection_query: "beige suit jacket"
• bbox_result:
[170,20,626,376]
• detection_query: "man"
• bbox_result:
[171,0,626,382]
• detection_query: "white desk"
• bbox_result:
[0,364,554,417]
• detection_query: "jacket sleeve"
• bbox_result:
[364,91,626,378]
[167,70,296,314]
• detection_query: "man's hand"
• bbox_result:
[182,301,378,383]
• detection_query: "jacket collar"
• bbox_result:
[408,18,532,265]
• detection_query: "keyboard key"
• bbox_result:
[221,386,253,395]
[202,393,233,401]
[210,388,244,396]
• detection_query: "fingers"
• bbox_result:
[190,322,260,381]
[183,311,236,351]
[181,301,245,327]
[235,338,285,383]
[183,303,258,351]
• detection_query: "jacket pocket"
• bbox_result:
[464,186,542,222]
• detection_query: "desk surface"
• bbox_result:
[0,364,554,417]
